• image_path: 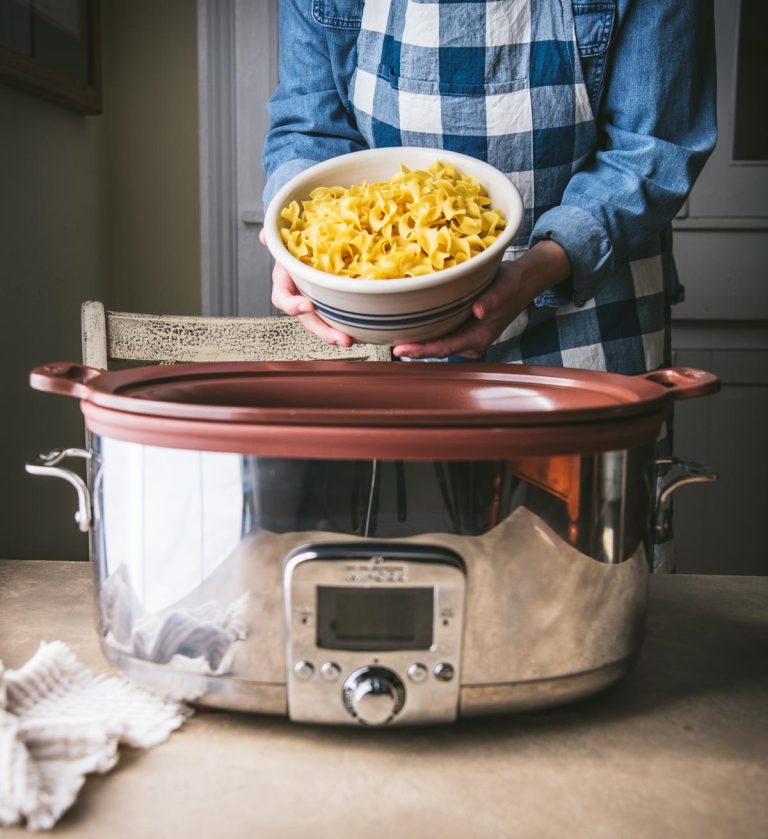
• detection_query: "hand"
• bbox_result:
[259,229,354,347]
[392,240,571,359]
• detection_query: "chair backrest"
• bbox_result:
[81,301,392,368]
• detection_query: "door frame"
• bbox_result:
[197,0,278,316]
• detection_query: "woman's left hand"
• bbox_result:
[392,240,572,359]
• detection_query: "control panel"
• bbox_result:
[284,542,466,726]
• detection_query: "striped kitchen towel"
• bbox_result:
[0,641,190,831]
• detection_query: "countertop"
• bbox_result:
[0,560,766,839]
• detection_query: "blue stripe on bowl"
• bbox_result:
[312,301,473,329]
[308,275,495,321]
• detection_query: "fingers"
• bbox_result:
[271,262,314,316]
[395,273,499,357]
[472,262,521,321]
[271,262,353,347]
[394,267,528,358]
[393,318,493,359]
[296,312,355,347]
[259,228,266,246]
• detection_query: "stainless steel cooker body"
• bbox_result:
[32,437,704,725]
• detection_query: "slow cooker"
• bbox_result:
[27,360,718,726]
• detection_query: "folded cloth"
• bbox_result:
[0,641,190,831]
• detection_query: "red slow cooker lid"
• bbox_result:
[30,361,719,459]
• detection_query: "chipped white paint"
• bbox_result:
[81,301,392,368]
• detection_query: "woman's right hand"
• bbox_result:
[261,229,354,347]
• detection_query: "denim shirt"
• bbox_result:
[262,0,717,371]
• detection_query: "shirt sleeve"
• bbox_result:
[261,0,368,211]
[529,0,717,307]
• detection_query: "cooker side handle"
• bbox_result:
[29,362,101,399]
[25,449,92,533]
[654,457,718,541]
[641,367,720,401]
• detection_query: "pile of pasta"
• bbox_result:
[279,161,507,279]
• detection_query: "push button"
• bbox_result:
[407,663,428,683]
[433,662,455,682]
[320,661,341,682]
[294,660,314,681]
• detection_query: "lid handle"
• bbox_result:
[641,367,720,402]
[29,362,101,400]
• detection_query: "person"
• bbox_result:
[260,0,717,571]
[261,0,717,370]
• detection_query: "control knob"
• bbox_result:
[342,667,405,726]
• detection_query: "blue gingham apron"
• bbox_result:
[350,0,675,571]
[350,0,669,376]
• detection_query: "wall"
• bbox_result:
[0,83,107,561]
[0,0,200,560]
[100,0,201,316]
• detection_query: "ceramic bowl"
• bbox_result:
[263,147,524,345]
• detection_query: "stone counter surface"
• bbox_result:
[0,560,766,839]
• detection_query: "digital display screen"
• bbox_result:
[316,587,434,651]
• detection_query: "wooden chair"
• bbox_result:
[81,301,392,369]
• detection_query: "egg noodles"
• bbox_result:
[279,161,507,279]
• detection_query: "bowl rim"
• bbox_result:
[263,147,524,295]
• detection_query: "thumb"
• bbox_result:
[473,263,520,320]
